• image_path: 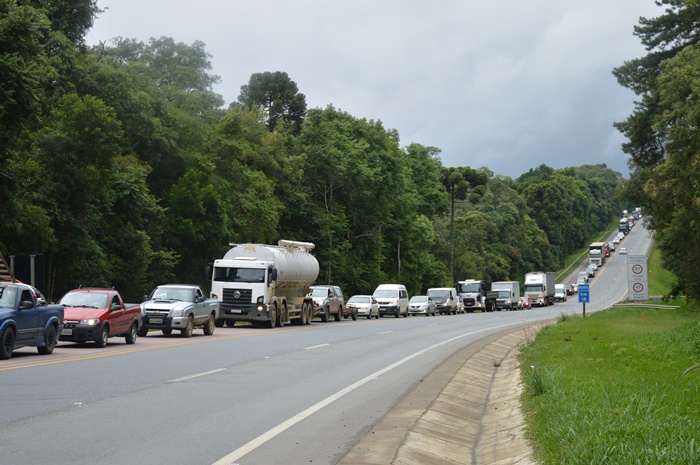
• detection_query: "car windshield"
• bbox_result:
[373,290,398,299]
[0,286,17,308]
[150,287,194,301]
[59,292,109,309]
[348,296,369,304]
[410,296,428,303]
[311,287,331,297]
[427,290,449,299]
[213,267,265,283]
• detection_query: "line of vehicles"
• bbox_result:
[6,226,620,360]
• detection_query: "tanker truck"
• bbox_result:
[206,240,319,328]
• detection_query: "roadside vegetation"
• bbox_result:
[521,244,700,463]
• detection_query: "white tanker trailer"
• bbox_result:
[207,240,319,328]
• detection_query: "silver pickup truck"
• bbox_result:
[139,284,219,337]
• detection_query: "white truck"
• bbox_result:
[524,271,556,307]
[491,281,520,311]
[207,240,319,328]
[427,287,460,315]
[457,279,497,313]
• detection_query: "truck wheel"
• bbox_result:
[125,323,138,344]
[226,320,236,327]
[138,326,148,337]
[276,305,285,328]
[162,329,173,335]
[38,325,57,355]
[215,319,225,328]
[0,327,14,360]
[203,314,215,335]
[334,308,341,322]
[95,326,109,348]
[181,316,194,337]
[266,304,277,328]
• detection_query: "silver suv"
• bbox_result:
[310,285,349,322]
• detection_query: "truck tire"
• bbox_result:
[181,316,194,337]
[95,326,109,348]
[203,314,215,335]
[162,329,173,335]
[0,327,15,359]
[138,326,148,337]
[125,323,137,344]
[226,320,236,327]
[215,319,225,328]
[38,325,57,355]
[266,304,278,328]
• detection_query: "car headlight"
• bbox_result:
[171,309,184,317]
[80,318,101,326]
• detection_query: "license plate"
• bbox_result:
[149,318,163,324]
[61,328,72,336]
[228,309,242,314]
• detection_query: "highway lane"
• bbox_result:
[0,223,653,465]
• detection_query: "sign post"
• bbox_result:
[628,255,648,301]
[578,283,590,318]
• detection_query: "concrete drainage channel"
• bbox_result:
[338,324,545,465]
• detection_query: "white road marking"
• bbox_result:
[304,343,330,350]
[211,321,521,465]
[378,330,393,334]
[168,368,225,383]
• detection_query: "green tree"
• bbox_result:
[237,71,307,134]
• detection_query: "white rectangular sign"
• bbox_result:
[627,255,648,300]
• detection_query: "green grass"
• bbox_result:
[522,244,700,463]
[647,242,678,298]
[556,218,619,283]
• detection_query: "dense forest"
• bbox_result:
[1,0,626,301]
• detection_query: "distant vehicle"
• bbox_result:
[346,295,378,319]
[491,281,520,311]
[310,285,348,321]
[619,247,628,254]
[576,275,587,286]
[554,284,567,302]
[373,284,409,318]
[565,284,575,295]
[612,237,620,244]
[408,295,436,316]
[589,242,606,266]
[586,265,596,277]
[457,279,497,312]
[427,287,460,314]
[519,296,531,310]
[524,272,555,307]
[578,271,589,283]
[609,241,616,251]
[572,283,579,293]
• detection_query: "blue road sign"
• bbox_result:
[578,283,590,303]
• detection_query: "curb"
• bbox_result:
[338,324,545,465]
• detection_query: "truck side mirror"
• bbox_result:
[203,264,213,280]
[271,268,278,282]
[20,300,34,310]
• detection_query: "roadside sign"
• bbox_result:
[627,255,648,300]
[578,284,590,303]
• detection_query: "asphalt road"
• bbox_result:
[0,223,653,465]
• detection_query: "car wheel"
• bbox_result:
[0,327,14,360]
[203,313,215,335]
[320,307,328,323]
[162,329,173,335]
[125,323,137,344]
[226,320,236,327]
[38,325,57,355]
[95,326,109,348]
[181,316,194,337]
[334,307,342,322]
[138,326,148,337]
[215,319,225,328]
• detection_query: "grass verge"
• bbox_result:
[555,218,620,282]
[520,305,700,464]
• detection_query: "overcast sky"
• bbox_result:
[86,1,663,179]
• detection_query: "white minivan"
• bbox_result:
[372,284,409,318]
[427,287,460,315]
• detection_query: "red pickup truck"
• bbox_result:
[58,288,142,347]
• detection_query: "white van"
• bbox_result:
[372,284,409,318]
[427,287,460,315]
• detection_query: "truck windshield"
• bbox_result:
[0,286,17,308]
[497,290,510,298]
[524,284,543,293]
[458,283,480,293]
[213,267,265,283]
[59,292,109,308]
